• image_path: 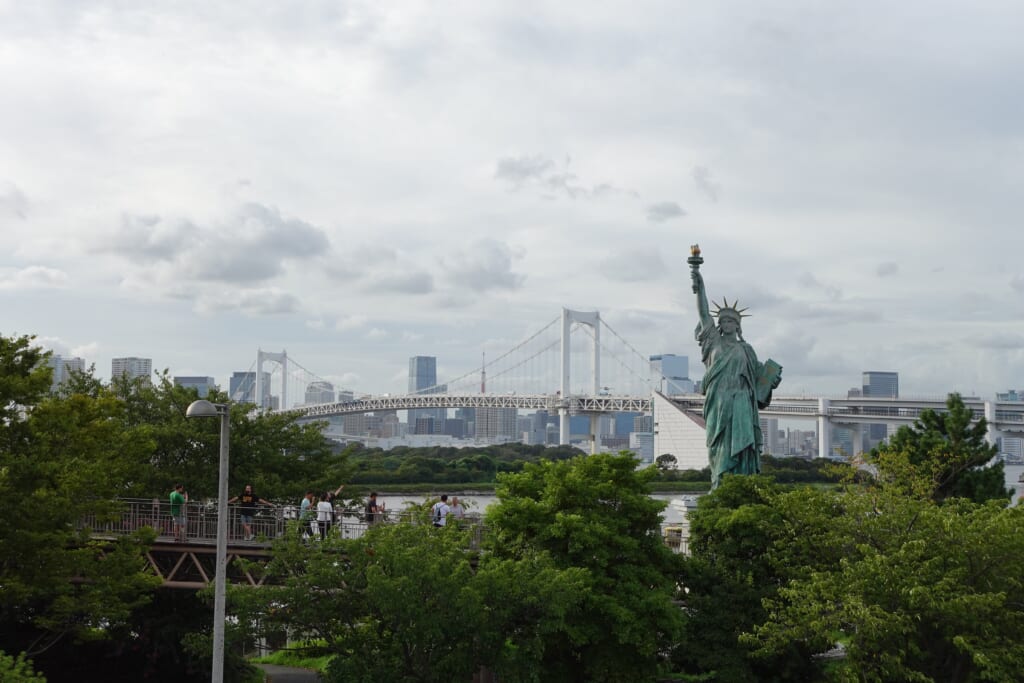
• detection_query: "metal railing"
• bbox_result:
[83,498,688,556]
[80,498,486,545]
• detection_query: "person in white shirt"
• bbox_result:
[316,492,334,539]
[449,496,466,521]
[431,494,451,527]
[299,490,315,539]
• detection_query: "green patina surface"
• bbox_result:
[689,246,782,488]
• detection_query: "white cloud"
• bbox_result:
[0,266,69,290]
[646,202,686,223]
[443,240,525,292]
[2,2,1023,398]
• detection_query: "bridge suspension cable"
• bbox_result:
[425,316,561,395]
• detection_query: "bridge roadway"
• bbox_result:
[291,392,1024,433]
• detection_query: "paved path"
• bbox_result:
[255,663,321,682]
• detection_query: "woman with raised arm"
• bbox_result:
[689,245,782,488]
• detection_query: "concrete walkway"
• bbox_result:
[255,663,322,682]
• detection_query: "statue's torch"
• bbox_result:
[687,244,703,293]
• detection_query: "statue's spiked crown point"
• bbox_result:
[712,298,750,320]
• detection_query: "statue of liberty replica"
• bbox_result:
[689,245,782,488]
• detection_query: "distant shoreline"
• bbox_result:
[348,482,711,496]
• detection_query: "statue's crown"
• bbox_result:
[712,298,750,321]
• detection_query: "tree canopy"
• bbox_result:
[869,392,1010,504]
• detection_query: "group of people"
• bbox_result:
[167,483,470,543]
[429,494,466,527]
[167,482,276,542]
[300,484,347,539]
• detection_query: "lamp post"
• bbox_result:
[186,399,230,683]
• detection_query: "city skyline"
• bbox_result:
[3,3,1023,399]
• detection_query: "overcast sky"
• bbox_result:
[3,1,1023,401]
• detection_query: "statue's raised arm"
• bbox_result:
[688,245,713,332]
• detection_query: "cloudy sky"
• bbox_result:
[3,1,1023,401]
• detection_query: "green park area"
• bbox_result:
[2,333,1022,682]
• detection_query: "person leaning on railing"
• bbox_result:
[228,484,274,541]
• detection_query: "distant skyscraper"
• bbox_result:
[633,414,654,433]
[760,417,781,455]
[863,372,899,398]
[305,380,336,405]
[408,355,445,432]
[409,356,437,393]
[650,354,693,394]
[174,376,217,398]
[47,355,86,392]
[476,407,518,441]
[229,371,271,405]
[863,371,898,451]
[112,357,152,384]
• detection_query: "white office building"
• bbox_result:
[112,357,152,384]
[651,391,707,470]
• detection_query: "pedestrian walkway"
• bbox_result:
[255,663,321,682]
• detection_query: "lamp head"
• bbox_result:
[186,399,222,418]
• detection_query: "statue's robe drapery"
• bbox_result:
[696,322,778,488]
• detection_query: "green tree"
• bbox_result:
[0,651,46,682]
[0,335,159,662]
[655,453,678,471]
[751,486,1024,682]
[484,452,684,682]
[870,393,1009,504]
[674,475,822,681]
[232,521,587,683]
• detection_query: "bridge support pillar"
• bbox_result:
[558,308,601,449]
[984,401,1002,449]
[817,398,831,458]
[589,414,599,455]
[851,425,864,458]
[256,349,288,411]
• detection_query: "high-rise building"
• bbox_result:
[863,371,899,450]
[476,407,518,441]
[615,411,642,437]
[408,355,445,432]
[863,372,899,398]
[305,380,335,405]
[47,355,86,392]
[112,357,152,384]
[409,356,437,393]
[760,417,781,455]
[174,376,217,398]
[443,418,466,438]
[455,407,475,437]
[633,414,654,433]
[650,354,693,394]
[229,371,271,406]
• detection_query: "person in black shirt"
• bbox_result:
[228,484,272,540]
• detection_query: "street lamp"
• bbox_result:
[186,399,230,683]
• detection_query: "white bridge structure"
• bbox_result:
[236,308,1024,460]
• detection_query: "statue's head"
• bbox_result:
[713,299,748,338]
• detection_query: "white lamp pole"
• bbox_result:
[186,399,230,683]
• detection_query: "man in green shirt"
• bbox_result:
[170,483,188,542]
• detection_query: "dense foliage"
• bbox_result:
[868,392,1010,504]
[0,334,347,681]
